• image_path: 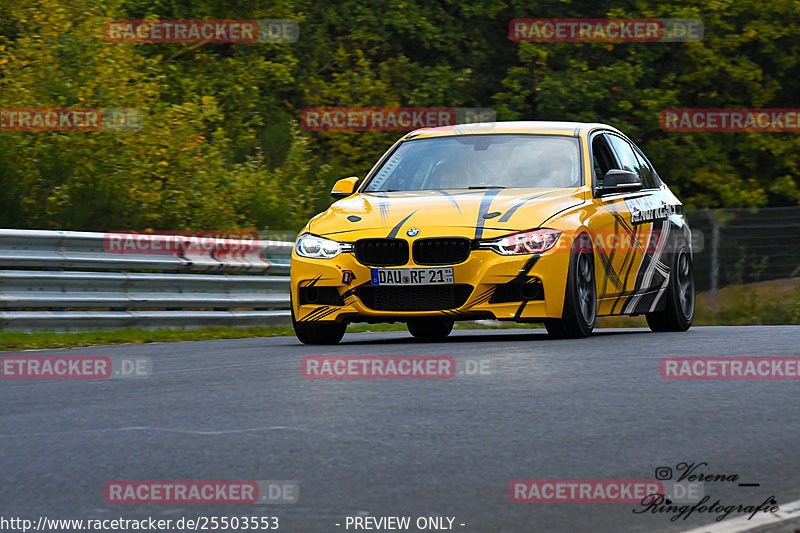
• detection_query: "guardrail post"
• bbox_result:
[704,208,720,323]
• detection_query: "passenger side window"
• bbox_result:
[632,147,659,189]
[606,135,639,172]
[607,134,657,189]
[591,134,616,189]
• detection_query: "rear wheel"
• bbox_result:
[407,318,454,341]
[545,237,596,339]
[646,244,694,332]
[292,305,346,345]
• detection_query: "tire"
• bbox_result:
[646,243,694,332]
[292,305,346,345]
[545,235,596,339]
[407,318,454,340]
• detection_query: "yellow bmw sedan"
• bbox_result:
[290,121,694,344]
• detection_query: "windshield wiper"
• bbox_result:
[468,185,507,189]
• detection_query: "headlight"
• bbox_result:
[295,234,352,259]
[479,229,562,255]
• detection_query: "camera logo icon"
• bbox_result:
[655,467,673,480]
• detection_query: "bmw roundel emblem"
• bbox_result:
[406,228,420,237]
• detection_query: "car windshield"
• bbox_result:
[363,134,582,192]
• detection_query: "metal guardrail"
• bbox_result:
[0,229,293,331]
[5,206,798,331]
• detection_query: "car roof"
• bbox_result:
[403,121,623,140]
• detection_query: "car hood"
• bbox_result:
[308,188,585,240]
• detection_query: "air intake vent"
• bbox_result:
[355,285,473,311]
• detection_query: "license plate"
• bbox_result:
[370,267,454,286]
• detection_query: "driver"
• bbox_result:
[536,152,577,188]
[430,160,469,189]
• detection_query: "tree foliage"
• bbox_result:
[1,0,799,231]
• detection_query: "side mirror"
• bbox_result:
[331,176,359,199]
[599,169,642,195]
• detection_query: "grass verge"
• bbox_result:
[0,321,541,351]
[1,279,797,351]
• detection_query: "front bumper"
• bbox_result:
[290,241,572,324]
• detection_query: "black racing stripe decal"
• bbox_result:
[487,255,541,317]
[379,201,390,225]
[621,222,658,312]
[434,190,462,215]
[608,208,635,238]
[373,192,390,225]
[611,224,643,314]
[498,192,553,223]
[644,262,672,313]
[304,274,323,288]
[301,306,330,321]
[621,261,648,313]
[633,290,661,315]
[469,287,496,306]
[599,204,625,298]
[474,190,502,240]
[512,255,541,283]
[386,211,417,239]
[302,306,329,321]
[596,243,623,291]
[595,208,620,299]
[593,202,631,304]
[596,239,610,298]
[311,307,339,321]
[512,258,546,320]
[597,212,615,299]
[341,281,372,299]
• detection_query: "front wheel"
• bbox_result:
[646,244,694,332]
[407,318,454,341]
[545,238,596,339]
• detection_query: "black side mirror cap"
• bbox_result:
[599,169,642,195]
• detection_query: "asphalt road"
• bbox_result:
[1,326,800,533]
